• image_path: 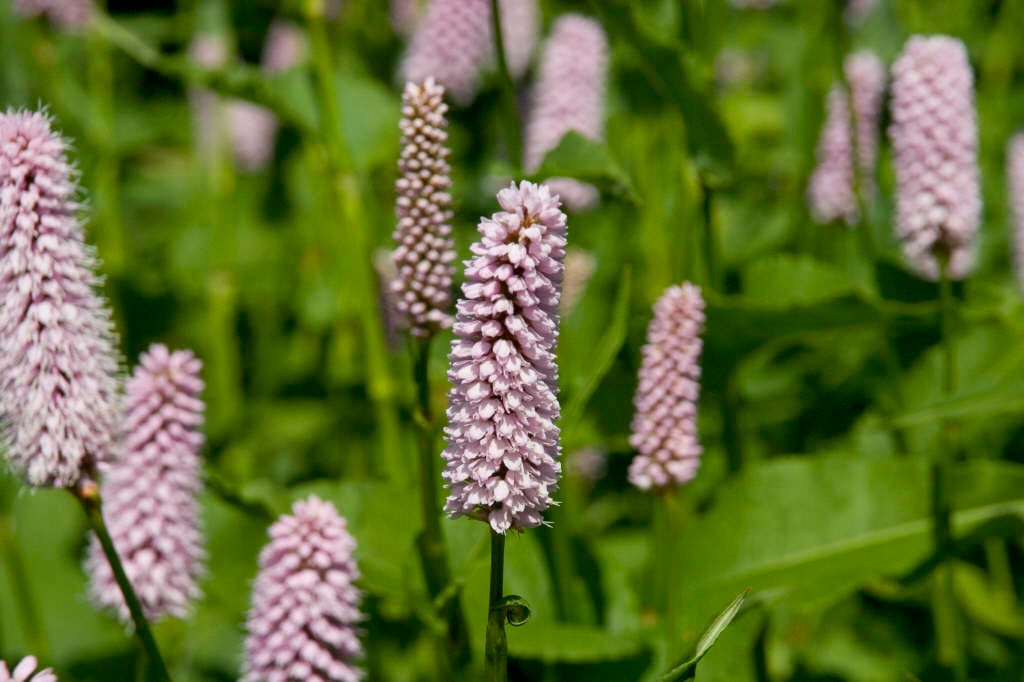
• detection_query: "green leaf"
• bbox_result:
[531,131,639,204]
[742,255,858,307]
[561,266,632,444]
[673,457,1024,634]
[508,623,647,663]
[660,590,751,680]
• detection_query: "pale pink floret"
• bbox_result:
[13,0,90,29]
[629,284,705,491]
[87,344,205,623]
[808,86,857,225]
[845,0,878,23]
[0,110,121,488]
[243,496,364,682]
[524,15,608,211]
[889,35,980,280]
[391,79,456,337]
[498,0,540,79]
[0,656,57,682]
[400,0,492,105]
[1007,133,1024,291]
[442,181,567,534]
[228,20,306,172]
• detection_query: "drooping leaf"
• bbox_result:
[660,590,751,680]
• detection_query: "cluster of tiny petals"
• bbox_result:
[629,283,705,491]
[87,344,205,623]
[13,0,91,29]
[442,181,567,534]
[889,35,980,280]
[808,86,857,225]
[0,110,121,487]
[243,496,364,682]
[391,78,456,336]
[524,15,608,211]
[846,51,886,195]
[498,0,540,79]
[400,0,491,105]
[1008,133,1024,291]
[0,657,56,682]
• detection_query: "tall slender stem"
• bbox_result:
[656,490,680,654]
[932,258,965,681]
[490,0,523,172]
[305,3,402,479]
[486,530,508,682]
[74,486,172,682]
[700,180,717,292]
[412,339,472,670]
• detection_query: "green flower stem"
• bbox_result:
[656,490,681,655]
[412,339,472,671]
[486,530,508,682]
[0,515,47,660]
[490,0,523,172]
[933,258,965,681]
[74,485,172,682]
[700,180,718,293]
[305,3,402,480]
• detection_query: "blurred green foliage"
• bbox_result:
[4,0,1024,680]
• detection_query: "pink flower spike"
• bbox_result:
[808,85,856,225]
[87,344,206,623]
[243,496,364,682]
[442,181,567,534]
[0,110,121,488]
[0,656,57,682]
[13,0,90,29]
[629,283,705,491]
[1008,133,1024,291]
[392,79,456,337]
[524,14,608,211]
[400,0,492,105]
[889,35,980,280]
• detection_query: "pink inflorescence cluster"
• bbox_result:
[889,35,980,280]
[808,51,886,226]
[391,79,456,337]
[524,14,608,211]
[1008,133,1024,290]
[845,0,878,23]
[243,496,364,682]
[442,181,567,534]
[400,0,538,104]
[0,657,56,682]
[808,86,857,225]
[400,0,492,105]
[228,19,305,172]
[87,344,206,623]
[629,283,705,491]
[0,110,121,488]
[13,0,91,29]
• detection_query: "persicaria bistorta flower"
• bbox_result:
[400,0,491,105]
[0,110,121,488]
[0,657,56,682]
[628,283,705,491]
[1008,133,1024,291]
[391,79,456,336]
[442,181,567,534]
[87,344,205,623]
[243,496,364,682]
[13,0,91,29]
[524,14,608,211]
[808,86,856,225]
[889,35,980,280]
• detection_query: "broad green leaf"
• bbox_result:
[674,457,1024,634]
[561,266,631,444]
[509,623,647,663]
[660,590,750,680]
[335,72,401,173]
[531,131,639,204]
[742,255,858,307]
